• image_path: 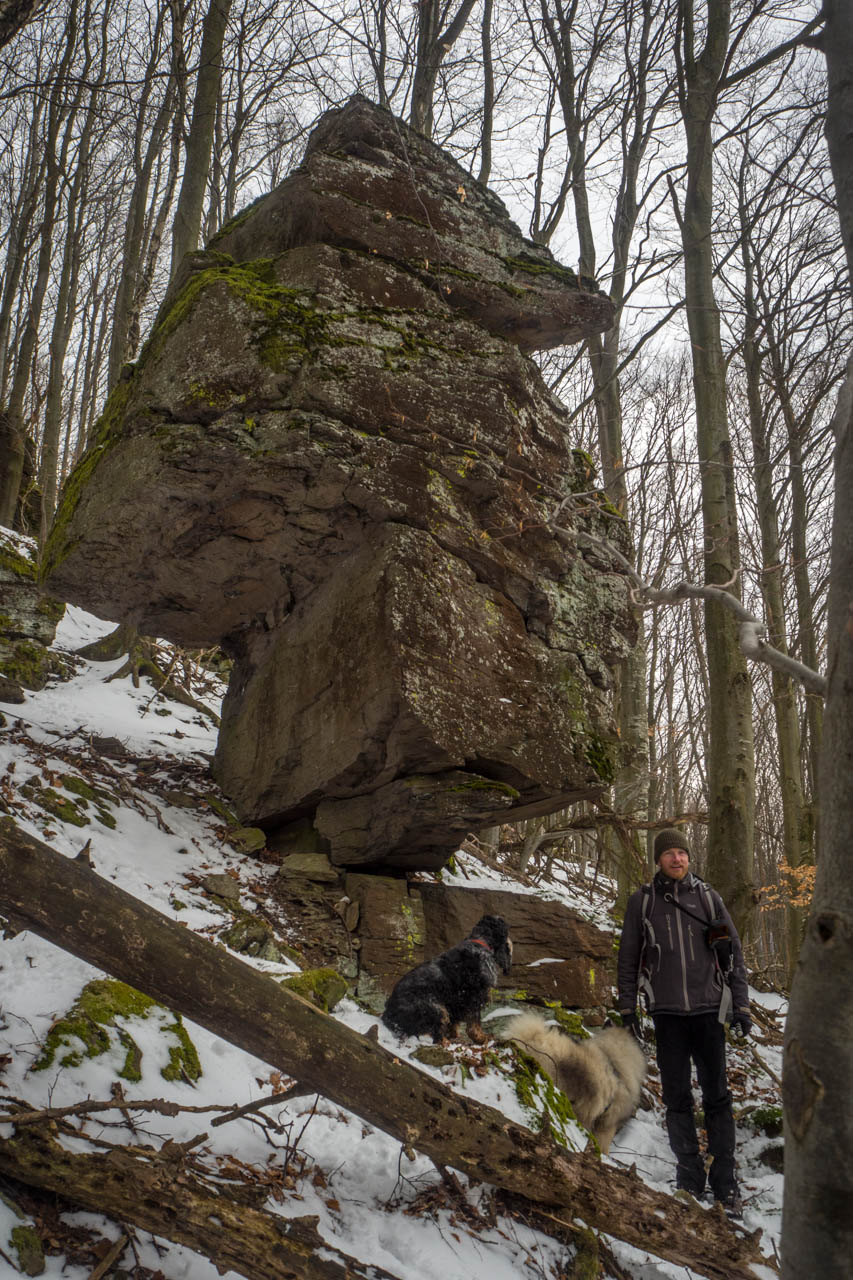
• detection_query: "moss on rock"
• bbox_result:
[10,1224,45,1276]
[281,967,349,1012]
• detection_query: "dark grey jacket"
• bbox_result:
[617,871,749,1017]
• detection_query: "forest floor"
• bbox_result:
[0,598,785,1280]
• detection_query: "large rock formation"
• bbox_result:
[0,528,65,697]
[44,97,636,870]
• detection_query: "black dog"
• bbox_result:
[381,915,512,1044]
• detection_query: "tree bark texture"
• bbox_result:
[677,0,756,936]
[0,818,769,1280]
[782,8,853,1273]
[0,1121,402,1280]
[169,0,232,280]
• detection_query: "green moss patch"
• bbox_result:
[32,978,201,1084]
[508,1045,589,1152]
[0,640,68,692]
[281,967,348,1013]
[10,1223,45,1276]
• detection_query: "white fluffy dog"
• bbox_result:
[503,1013,646,1152]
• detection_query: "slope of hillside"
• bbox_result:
[0,599,785,1280]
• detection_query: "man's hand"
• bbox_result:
[621,1011,643,1044]
[731,1009,752,1038]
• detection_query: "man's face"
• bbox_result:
[658,847,689,880]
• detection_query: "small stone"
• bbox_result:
[276,852,340,883]
[226,826,267,853]
[202,873,242,901]
[412,1045,455,1068]
[0,674,25,703]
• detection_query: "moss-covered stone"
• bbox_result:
[0,640,68,692]
[32,978,200,1084]
[281,967,349,1012]
[20,779,89,827]
[748,1104,783,1138]
[10,1224,45,1276]
[161,1017,203,1082]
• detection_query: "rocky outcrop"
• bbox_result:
[342,876,615,1010]
[43,96,635,870]
[0,528,65,695]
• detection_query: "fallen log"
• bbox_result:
[0,818,772,1279]
[0,1120,402,1280]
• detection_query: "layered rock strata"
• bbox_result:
[44,96,635,869]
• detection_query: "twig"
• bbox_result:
[87,1232,130,1280]
[744,1040,783,1091]
[0,1095,235,1127]
[210,1084,312,1128]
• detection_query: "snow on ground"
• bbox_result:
[0,601,787,1279]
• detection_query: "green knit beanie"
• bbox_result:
[653,827,691,861]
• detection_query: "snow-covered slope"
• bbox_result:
[0,603,784,1279]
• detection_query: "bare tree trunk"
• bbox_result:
[477,0,494,185]
[0,0,80,527]
[409,0,477,138]
[782,4,853,1272]
[107,0,182,390]
[739,224,810,975]
[0,818,769,1280]
[39,4,110,534]
[675,0,755,937]
[169,0,233,280]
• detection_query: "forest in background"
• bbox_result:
[1,3,852,1276]
[1,0,844,983]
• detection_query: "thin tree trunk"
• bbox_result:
[477,0,494,185]
[169,0,233,280]
[0,817,769,1280]
[676,0,755,937]
[0,0,80,526]
[409,0,477,138]
[782,2,853,1270]
[739,227,810,975]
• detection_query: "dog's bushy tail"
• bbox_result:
[501,1013,645,1144]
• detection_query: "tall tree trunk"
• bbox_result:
[39,2,109,533]
[107,0,182,391]
[676,0,755,937]
[169,0,233,280]
[782,3,853,1272]
[739,225,810,975]
[0,0,80,527]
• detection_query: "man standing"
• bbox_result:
[616,828,752,1214]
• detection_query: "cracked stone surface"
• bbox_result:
[44,96,636,869]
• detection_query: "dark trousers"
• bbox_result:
[653,1011,736,1198]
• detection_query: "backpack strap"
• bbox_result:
[697,879,735,1024]
[639,883,660,1012]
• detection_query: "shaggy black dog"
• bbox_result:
[382,915,512,1044]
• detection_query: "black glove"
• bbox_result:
[731,1009,752,1038]
[621,1011,643,1044]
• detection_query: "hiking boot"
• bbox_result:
[716,1186,743,1219]
[675,1156,706,1198]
